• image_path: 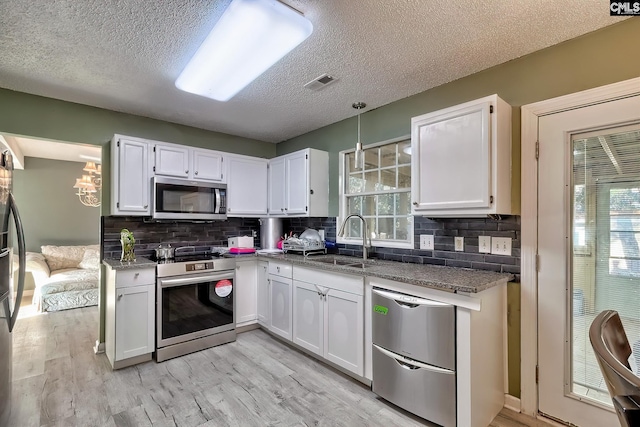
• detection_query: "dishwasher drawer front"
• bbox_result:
[372,288,455,370]
[372,345,456,427]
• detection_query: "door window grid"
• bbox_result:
[341,139,413,246]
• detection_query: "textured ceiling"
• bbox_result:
[0,1,628,143]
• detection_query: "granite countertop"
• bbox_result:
[103,257,157,270]
[256,253,513,293]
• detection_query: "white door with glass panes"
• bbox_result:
[340,137,413,246]
[293,280,323,356]
[268,157,286,215]
[537,94,640,426]
[154,144,190,178]
[192,149,224,182]
[285,151,308,214]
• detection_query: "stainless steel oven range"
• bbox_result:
[155,251,236,362]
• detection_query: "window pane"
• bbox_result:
[380,144,396,167]
[363,196,376,216]
[398,166,411,188]
[378,194,394,215]
[396,192,411,215]
[364,148,378,170]
[347,217,362,238]
[398,141,411,165]
[348,174,365,194]
[395,217,411,240]
[378,217,394,240]
[365,217,375,239]
[348,196,362,215]
[380,169,396,190]
[364,170,379,192]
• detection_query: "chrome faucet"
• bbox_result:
[338,214,371,261]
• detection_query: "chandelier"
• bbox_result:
[73,162,102,207]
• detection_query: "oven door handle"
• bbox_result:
[159,273,233,288]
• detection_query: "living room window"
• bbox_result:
[338,136,413,249]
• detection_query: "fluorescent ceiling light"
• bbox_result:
[175,0,313,102]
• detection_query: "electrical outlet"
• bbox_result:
[454,236,464,252]
[491,237,512,256]
[479,236,491,253]
[420,234,434,250]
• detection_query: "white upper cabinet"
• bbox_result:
[192,149,224,181]
[153,142,226,182]
[111,135,152,216]
[268,157,286,215]
[411,94,514,217]
[268,148,329,217]
[154,144,190,178]
[227,154,269,217]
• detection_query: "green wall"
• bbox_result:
[13,157,101,291]
[14,157,101,252]
[0,89,277,216]
[277,18,640,216]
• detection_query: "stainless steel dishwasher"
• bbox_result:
[371,287,456,427]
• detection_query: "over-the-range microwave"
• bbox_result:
[151,176,227,221]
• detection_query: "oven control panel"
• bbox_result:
[186,262,214,272]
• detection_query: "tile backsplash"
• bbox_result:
[286,216,521,282]
[101,216,260,259]
[101,215,520,281]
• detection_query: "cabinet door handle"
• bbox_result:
[284,208,288,211]
[412,201,418,206]
[185,170,189,174]
[195,171,199,175]
[276,266,280,272]
[134,272,139,278]
[281,208,284,212]
[117,294,123,300]
[144,204,148,209]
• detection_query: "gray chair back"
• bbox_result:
[589,310,640,427]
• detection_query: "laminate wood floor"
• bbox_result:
[9,307,554,427]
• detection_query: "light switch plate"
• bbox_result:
[491,237,512,256]
[420,234,434,250]
[479,236,491,253]
[454,237,464,252]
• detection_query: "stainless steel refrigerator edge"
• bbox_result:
[0,151,26,426]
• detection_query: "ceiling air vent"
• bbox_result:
[304,74,337,91]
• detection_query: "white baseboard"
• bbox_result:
[504,394,521,412]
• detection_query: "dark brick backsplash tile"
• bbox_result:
[402,255,423,264]
[422,257,446,266]
[456,252,485,262]
[471,262,502,272]
[446,259,472,268]
[485,255,518,265]
[433,251,457,260]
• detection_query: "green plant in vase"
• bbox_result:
[120,228,136,262]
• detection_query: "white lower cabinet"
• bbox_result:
[269,270,293,341]
[292,267,364,377]
[235,260,257,327]
[105,265,156,369]
[293,280,323,356]
[257,261,269,327]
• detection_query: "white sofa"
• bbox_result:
[26,245,100,312]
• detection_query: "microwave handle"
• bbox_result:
[215,188,221,214]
